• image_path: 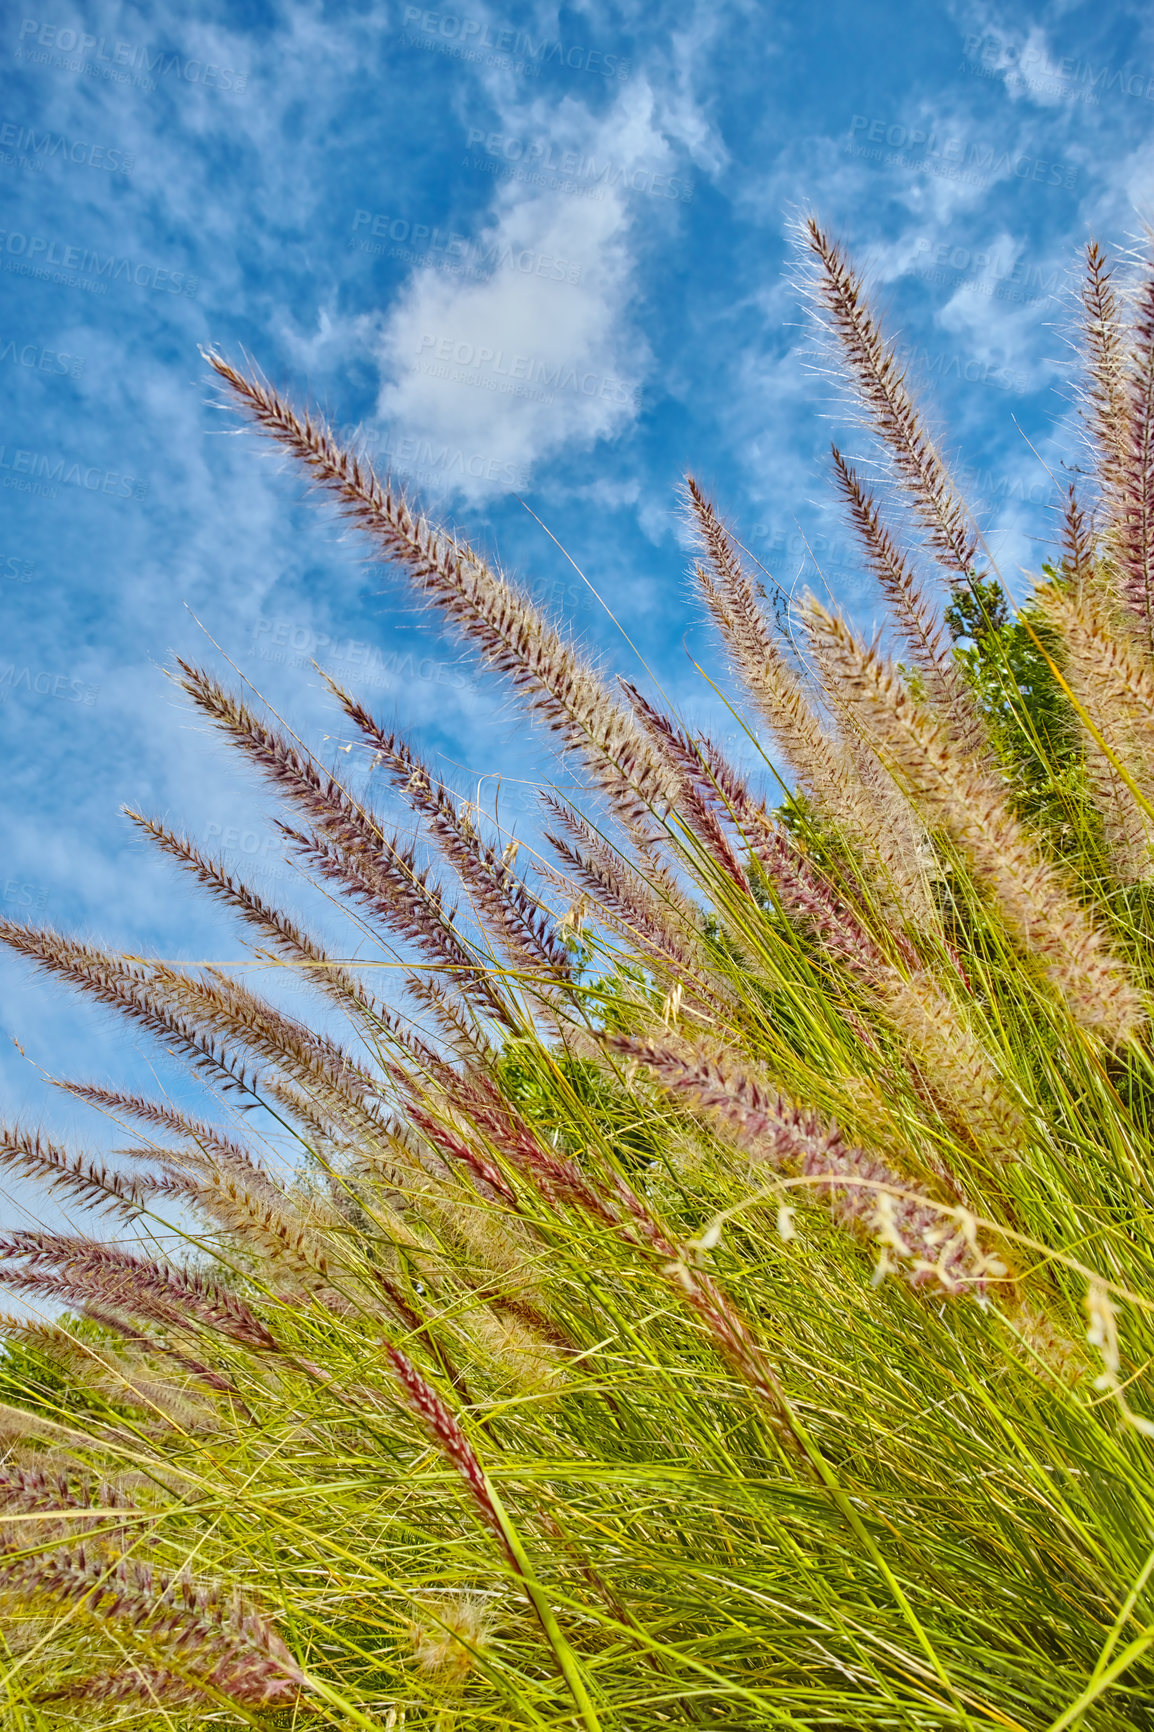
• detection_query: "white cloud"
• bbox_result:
[366,83,696,497]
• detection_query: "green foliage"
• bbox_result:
[496,1042,664,1172]
[946,572,1086,840]
[0,1338,70,1416]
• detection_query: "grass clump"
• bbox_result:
[3,222,1154,1729]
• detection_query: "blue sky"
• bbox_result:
[2,0,1154,1230]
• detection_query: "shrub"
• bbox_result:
[3,224,1154,1730]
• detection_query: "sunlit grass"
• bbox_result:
[3,227,1154,1729]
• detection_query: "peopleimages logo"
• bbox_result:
[0,444,148,501]
[0,117,134,174]
[2,878,49,912]
[350,210,583,285]
[251,620,472,695]
[465,126,692,201]
[0,228,199,296]
[415,334,638,408]
[910,345,1026,395]
[0,665,98,705]
[911,238,1063,305]
[0,336,84,377]
[16,19,247,92]
[961,33,1154,105]
[846,114,1078,191]
[0,551,36,582]
[401,8,630,79]
[329,422,532,491]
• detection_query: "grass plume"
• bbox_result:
[4,231,1154,1730]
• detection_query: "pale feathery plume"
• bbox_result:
[76,954,417,1173]
[617,682,749,891]
[685,478,938,928]
[1080,241,1131,514]
[0,922,263,1098]
[256,1070,464,1243]
[804,631,940,934]
[381,1102,554,1336]
[1062,483,1098,590]
[408,1593,496,1681]
[541,799,727,1022]
[0,1466,139,1524]
[111,1104,402,1299]
[175,662,515,1026]
[122,1157,363,1320]
[0,1399,109,1454]
[205,353,682,826]
[697,733,944,1003]
[467,1294,575,1388]
[71,1362,218,1435]
[44,962,396,1214]
[1112,259,1154,648]
[147,963,393,1140]
[618,1039,1006,1294]
[404,972,496,1068]
[621,696,1011,1158]
[39,1663,295,1710]
[875,972,1026,1161]
[330,681,574,980]
[126,810,415,1055]
[14,1311,249,1408]
[259,1072,366,1155]
[179,1157,431,1347]
[684,475,851,797]
[614,808,705,935]
[55,1083,290,1211]
[1037,580,1154,881]
[805,600,1146,1040]
[0,1270,236,1376]
[0,1326,218,1435]
[107,1331,250,1411]
[791,594,939,930]
[0,1125,155,1221]
[803,218,979,581]
[58,1083,261,1161]
[542,795,702,967]
[279,819,518,1030]
[346,993,454,1080]
[0,1547,305,1707]
[830,445,984,755]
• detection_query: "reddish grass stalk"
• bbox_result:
[0,1546,304,1705]
[0,1233,283,1356]
[618,1038,1000,1294]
